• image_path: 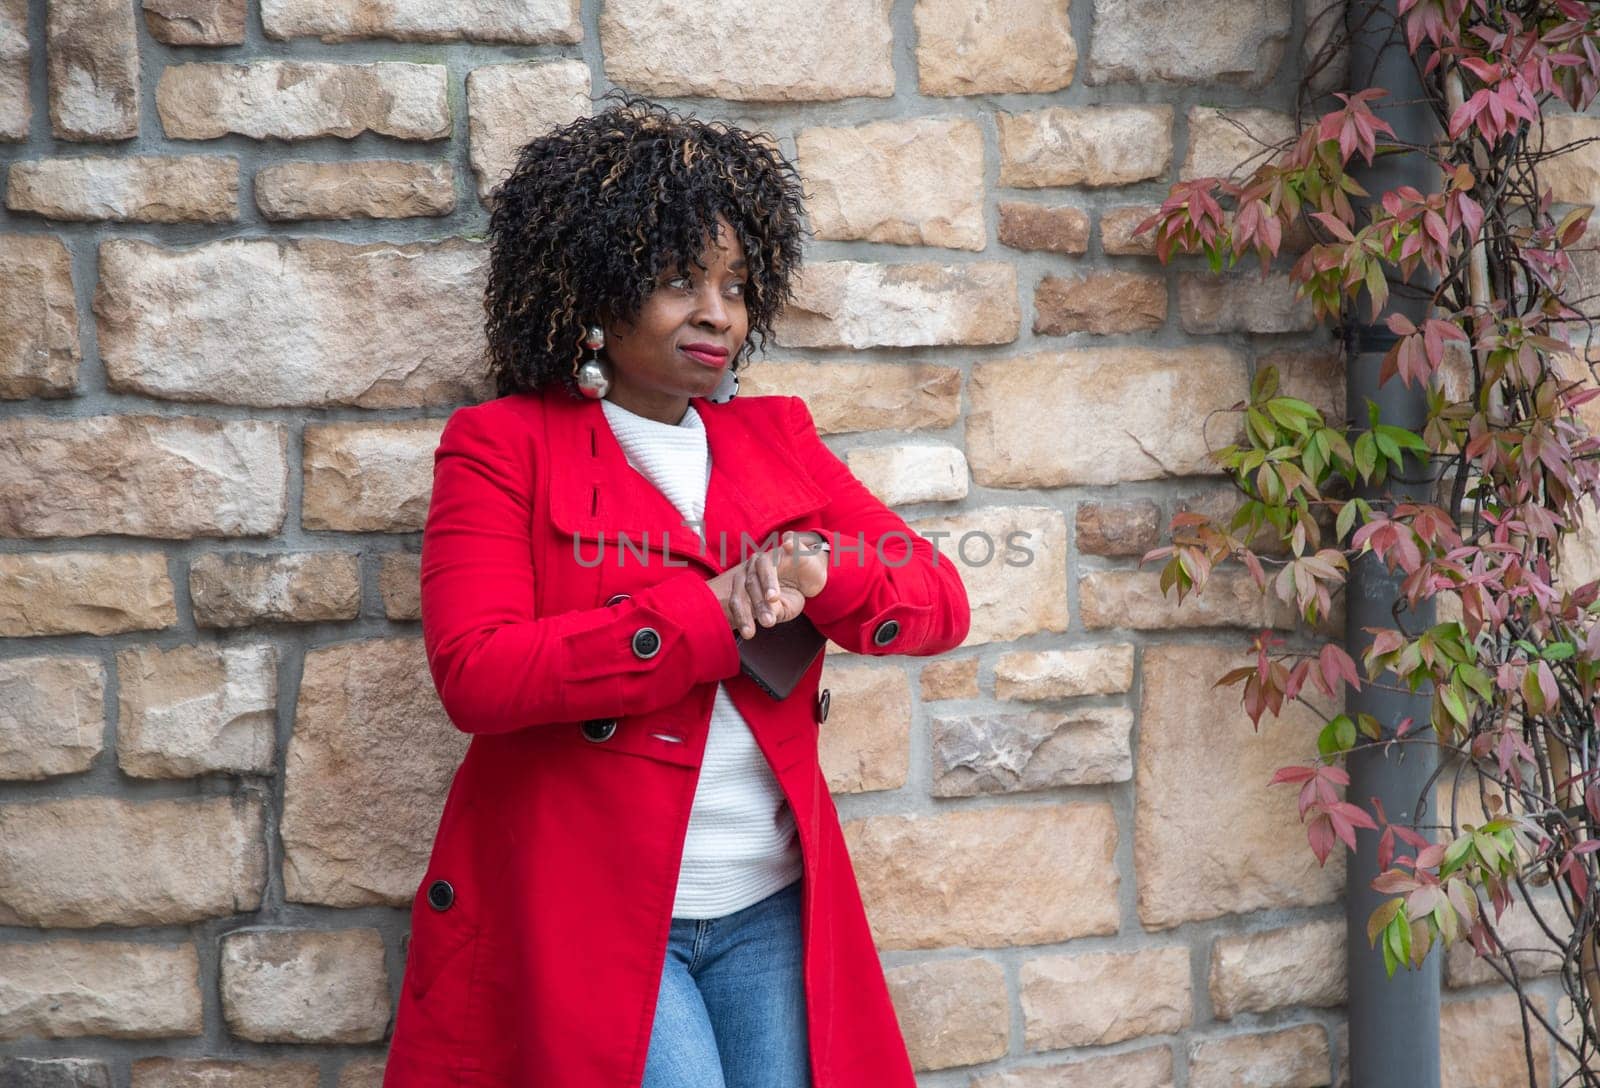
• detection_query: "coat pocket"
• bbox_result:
[405,869,481,1003]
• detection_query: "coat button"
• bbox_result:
[605,592,631,606]
[427,879,454,911]
[871,619,900,647]
[631,626,661,659]
[582,718,617,742]
[815,688,830,724]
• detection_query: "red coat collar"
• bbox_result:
[541,389,829,574]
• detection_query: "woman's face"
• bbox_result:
[599,214,750,424]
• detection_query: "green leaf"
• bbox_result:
[1336,500,1359,541]
[1374,429,1401,465]
[1367,896,1404,947]
[1544,642,1576,662]
[1354,433,1377,481]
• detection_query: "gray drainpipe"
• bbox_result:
[1342,2,1442,1085]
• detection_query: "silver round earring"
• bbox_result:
[573,325,611,399]
[707,364,739,404]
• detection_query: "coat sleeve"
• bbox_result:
[419,403,742,736]
[786,396,972,657]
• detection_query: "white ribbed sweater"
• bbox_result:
[600,396,803,919]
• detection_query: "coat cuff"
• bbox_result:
[803,537,875,627]
[633,569,741,685]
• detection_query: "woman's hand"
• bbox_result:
[710,531,830,639]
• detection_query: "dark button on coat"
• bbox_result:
[381,388,972,1087]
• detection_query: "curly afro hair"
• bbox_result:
[482,91,810,399]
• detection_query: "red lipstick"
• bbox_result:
[680,343,728,368]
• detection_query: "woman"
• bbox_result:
[383,94,972,1088]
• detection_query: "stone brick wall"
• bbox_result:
[0,1,1574,1085]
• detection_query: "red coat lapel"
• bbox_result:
[543,390,830,574]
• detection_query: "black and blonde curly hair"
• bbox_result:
[483,91,810,399]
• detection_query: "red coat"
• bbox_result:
[382,386,972,1087]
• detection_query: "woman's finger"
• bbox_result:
[730,558,757,638]
[745,555,774,625]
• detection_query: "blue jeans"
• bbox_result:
[641,878,812,1088]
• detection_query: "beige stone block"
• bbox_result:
[190,551,362,628]
[0,655,104,779]
[262,0,579,43]
[1137,645,1343,928]
[219,929,389,1044]
[998,202,1090,254]
[846,443,968,505]
[912,506,1070,646]
[998,106,1172,188]
[915,0,1076,95]
[131,1060,319,1088]
[844,804,1119,948]
[1263,347,1346,423]
[1188,1024,1331,1088]
[885,957,1008,1071]
[47,0,139,140]
[116,643,276,778]
[737,362,961,435]
[336,1058,387,1088]
[1555,994,1587,1086]
[157,62,449,141]
[1034,271,1166,335]
[968,348,1246,487]
[1183,106,1298,181]
[301,421,443,533]
[1086,0,1291,87]
[970,1045,1174,1087]
[933,707,1132,794]
[1080,569,1301,630]
[920,657,978,701]
[0,552,176,636]
[0,941,201,1039]
[1304,0,1349,95]
[798,118,985,249]
[601,0,893,101]
[1021,946,1191,1049]
[1210,918,1346,1018]
[142,0,245,45]
[336,1062,385,1088]
[0,795,266,927]
[1540,114,1600,206]
[817,661,910,794]
[466,59,591,201]
[281,638,468,906]
[97,237,492,408]
[0,415,287,538]
[379,552,422,621]
[7,156,238,222]
[0,0,26,141]
[1444,890,1565,988]
[0,233,80,398]
[775,260,1018,349]
[1077,500,1161,557]
[255,160,454,220]
[993,644,1134,701]
[1440,992,1548,1088]
[1101,204,1161,256]
[1179,271,1316,334]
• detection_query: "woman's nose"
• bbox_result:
[695,286,732,329]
